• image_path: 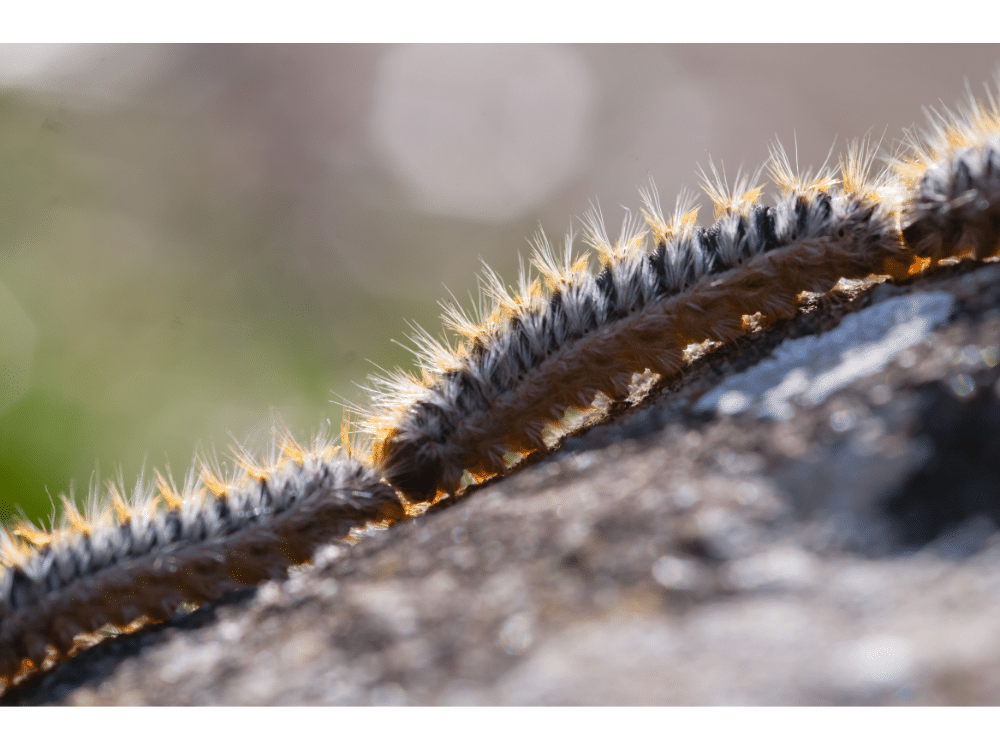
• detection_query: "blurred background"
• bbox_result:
[1,44,997,526]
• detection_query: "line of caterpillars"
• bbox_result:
[2,79,999,693]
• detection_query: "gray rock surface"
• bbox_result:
[5,260,1000,705]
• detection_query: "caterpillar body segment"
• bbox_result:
[900,136,1000,262]
[895,84,1000,263]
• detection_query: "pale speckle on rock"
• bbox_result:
[830,634,916,693]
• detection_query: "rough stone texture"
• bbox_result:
[4,260,1000,706]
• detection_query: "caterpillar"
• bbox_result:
[0,434,403,689]
[2,75,1000,695]
[359,80,1000,505]
[355,144,920,504]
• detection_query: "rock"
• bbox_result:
[5,260,1000,705]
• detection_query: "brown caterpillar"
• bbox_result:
[357,79,1000,504]
[0,434,403,690]
[355,142,915,504]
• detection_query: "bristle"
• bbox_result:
[339,419,355,460]
[582,203,614,264]
[58,495,90,535]
[639,179,669,246]
[839,137,884,201]
[616,208,650,261]
[232,442,272,482]
[768,139,839,195]
[440,295,485,340]
[667,189,701,236]
[530,225,589,291]
[698,160,764,219]
[153,468,184,511]
[0,527,33,568]
[108,482,132,524]
[404,322,462,374]
[199,466,230,499]
[11,521,50,549]
[582,205,649,266]
[279,431,308,465]
[239,458,271,483]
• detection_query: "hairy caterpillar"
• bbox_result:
[359,80,1000,505]
[2,75,1000,694]
[0,435,402,688]
[356,144,919,503]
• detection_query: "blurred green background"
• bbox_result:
[1,45,997,526]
